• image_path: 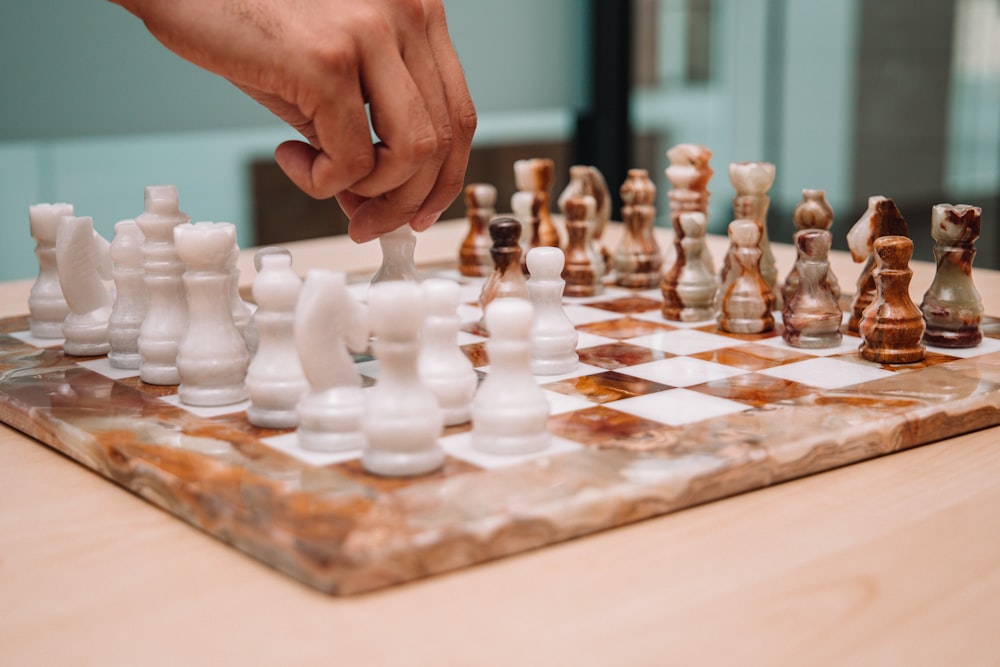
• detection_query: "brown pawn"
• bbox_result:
[559,165,612,267]
[920,204,983,347]
[562,195,604,298]
[717,219,775,334]
[459,183,496,277]
[514,158,560,248]
[479,218,529,319]
[661,212,716,322]
[783,189,840,304]
[782,229,842,348]
[846,196,909,332]
[859,235,925,363]
[614,168,662,288]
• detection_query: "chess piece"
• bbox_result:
[614,168,663,288]
[244,246,292,356]
[859,235,925,363]
[782,229,842,348]
[418,278,478,426]
[561,195,605,297]
[55,215,114,356]
[728,162,778,301]
[920,204,984,348]
[783,189,840,304]
[846,196,909,332]
[559,165,612,266]
[363,281,445,476]
[717,219,775,334]
[513,158,559,248]
[511,190,538,274]
[108,220,148,369]
[28,203,74,338]
[174,222,250,406]
[459,183,496,277]
[665,144,715,275]
[136,185,190,385]
[295,270,369,452]
[478,217,529,318]
[246,252,308,428]
[661,212,717,322]
[526,246,579,375]
[371,224,420,284]
[471,298,551,455]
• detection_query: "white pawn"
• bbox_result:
[136,185,190,385]
[226,237,253,337]
[526,247,578,375]
[28,203,74,338]
[371,224,420,284]
[56,215,113,356]
[108,220,148,369]
[363,281,445,476]
[174,222,249,406]
[246,253,308,428]
[294,270,369,451]
[418,278,478,426]
[244,246,291,355]
[472,298,551,455]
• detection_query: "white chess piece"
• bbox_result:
[246,252,308,428]
[56,215,113,356]
[244,246,292,355]
[136,185,190,385]
[28,203,74,338]
[108,220,148,369]
[227,237,253,336]
[418,278,478,426]
[471,298,551,455]
[510,189,535,255]
[526,247,578,375]
[294,270,369,452]
[173,222,250,406]
[371,224,420,284]
[363,281,445,476]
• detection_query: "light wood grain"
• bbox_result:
[2,221,998,666]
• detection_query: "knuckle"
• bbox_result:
[453,98,478,142]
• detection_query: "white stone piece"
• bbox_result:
[227,237,253,337]
[472,298,551,455]
[244,246,292,356]
[294,269,369,452]
[418,278,478,426]
[246,252,308,428]
[363,281,445,476]
[526,247,578,375]
[136,185,190,385]
[55,215,113,356]
[174,222,250,406]
[371,225,420,284]
[108,220,148,369]
[28,203,74,338]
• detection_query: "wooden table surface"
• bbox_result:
[2,220,998,666]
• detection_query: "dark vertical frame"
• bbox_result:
[573,0,633,218]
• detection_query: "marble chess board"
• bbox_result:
[2,268,1000,595]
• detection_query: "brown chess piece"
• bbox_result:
[459,183,496,278]
[560,165,612,267]
[614,168,662,288]
[859,235,925,363]
[728,161,778,306]
[782,229,842,348]
[920,204,983,348]
[717,219,775,334]
[846,196,909,333]
[783,189,840,304]
[478,218,529,319]
[561,195,604,298]
[661,212,716,322]
[514,158,560,248]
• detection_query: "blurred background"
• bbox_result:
[1,0,997,280]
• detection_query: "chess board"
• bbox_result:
[3,267,1000,596]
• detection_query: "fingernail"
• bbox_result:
[413,212,442,231]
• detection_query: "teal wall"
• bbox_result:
[0,0,588,281]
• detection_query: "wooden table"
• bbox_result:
[2,220,998,665]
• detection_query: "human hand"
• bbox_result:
[111,0,477,243]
